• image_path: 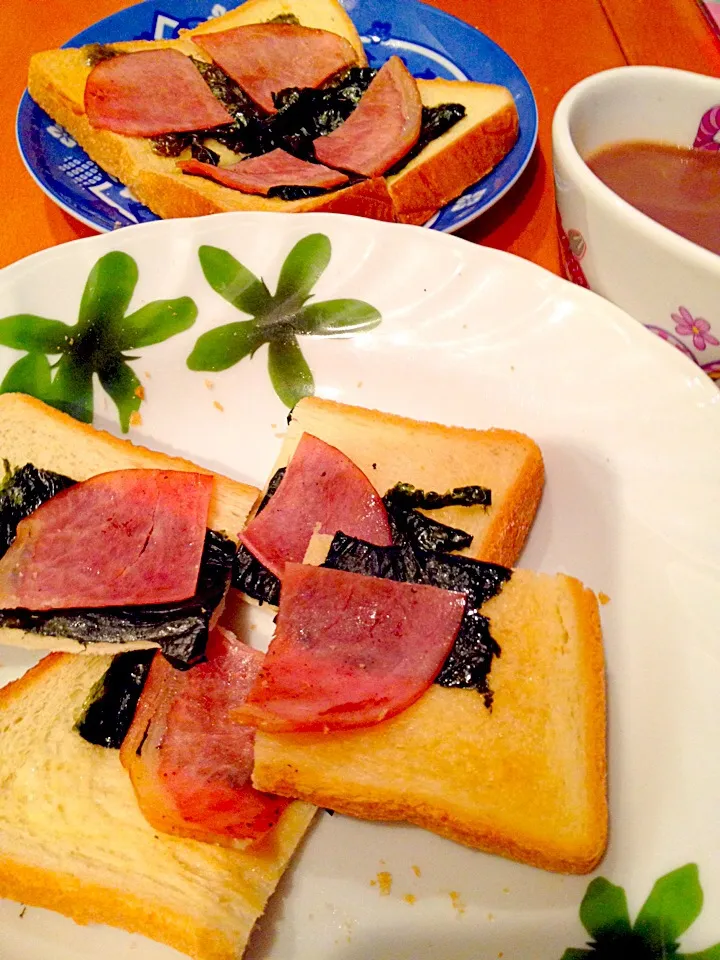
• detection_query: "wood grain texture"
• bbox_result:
[600,0,720,74]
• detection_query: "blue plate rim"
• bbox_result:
[15,0,538,235]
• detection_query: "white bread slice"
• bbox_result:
[265,396,545,568]
[251,566,607,874]
[388,80,519,225]
[0,652,316,960]
[26,0,517,224]
[0,393,259,655]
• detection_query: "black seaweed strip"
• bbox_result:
[77,650,155,748]
[0,463,76,557]
[230,468,286,605]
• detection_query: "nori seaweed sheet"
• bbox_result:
[267,185,331,201]
[267,67,376,158]
[266,12,301,23]
[77,649,155,748]
[156,62,466,198]
[322,531,511,703]
[386,102,467,175]
[231,468,285,605]
[0,464,235,668]
[84,43,119,67]
[382,482,491,554]
[0,463,75,555]
[385,481,492,511]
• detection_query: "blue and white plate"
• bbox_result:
[16,0,538,234]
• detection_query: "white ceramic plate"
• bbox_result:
[1,212,719,960]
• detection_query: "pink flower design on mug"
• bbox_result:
[671,306,719,351]
[693,105,720,151]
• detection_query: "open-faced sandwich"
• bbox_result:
[231,397,607,875]
[0,392,607,960]
[27,0,520,225]
[0,393,315,960]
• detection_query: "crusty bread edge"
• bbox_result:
[252,575,607,875]
[0,855,238,960]
[388,91,520,225]
[0,393,257,534]
[0,653,317,960]
[481,428,544,568]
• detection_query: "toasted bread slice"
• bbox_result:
[252,566,607,874]
[389,80,519,225]
[264,396,544,568]
[26,0,517,225]
[0,653,315,960]
[0,393,259,656]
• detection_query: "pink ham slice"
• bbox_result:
[85,48,234,136]
[0,470,212,610]
[178,148,349,195]
[193,23,359,114]
[237,563,466,732]
[313,56,422,177]
[121,627,289,843]
[240,433,393,578]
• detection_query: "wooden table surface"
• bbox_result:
[0,0,718,274]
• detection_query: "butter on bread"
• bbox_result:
[0,652,316,960]
[252,563,607,874]
[269,396,545,568]
[26,0,518,224]
[0,393,259,656]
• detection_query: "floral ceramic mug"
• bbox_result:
[552,66,720,381]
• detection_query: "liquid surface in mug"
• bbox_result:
[586,140,720,257]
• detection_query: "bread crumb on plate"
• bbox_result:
[376,871,392,895]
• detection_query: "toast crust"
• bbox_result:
[252,570,607,874]
[389,81,520,225]
[272,396,545,568]
[0,393,257,536]
[0,653,316,960]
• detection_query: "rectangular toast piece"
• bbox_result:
[267,396,545,568]
[386,79,518,225]
[0,393,259,655]
[251,567,607,874]
[0,653,316,960]
[26,0,518,224]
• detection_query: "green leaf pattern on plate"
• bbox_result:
[562,865,720,959]
[0,251,198,432]
[187,233,381,407]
